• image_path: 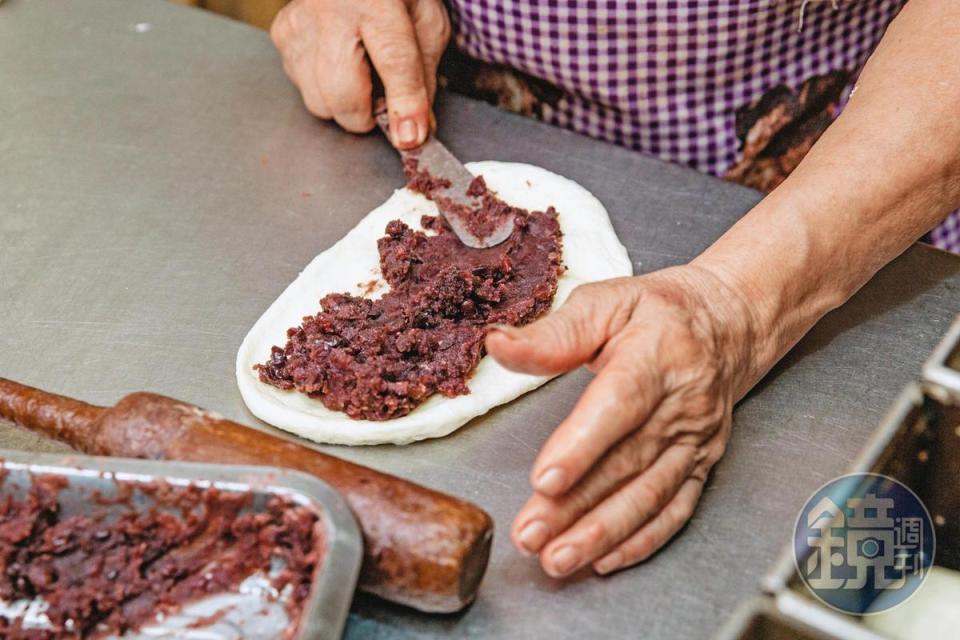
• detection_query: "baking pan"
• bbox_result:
[714,595,883,640]
[0,450,362,639]
[758,381,960,638]
[923,316,960,394]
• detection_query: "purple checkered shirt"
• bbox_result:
[446,0,960,252]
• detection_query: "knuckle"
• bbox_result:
[566,283,594,307]
[630,479,666,514]
[376,27,419,69]
[584,521,609,547]
[624,531,656,565]
[376,37,408,66]
[665,342,708,378]
[418,0,443,25]
[669,490,699,524]
[599,432,658,484]
[334,111,374,132]
[664,391,699,430]
[302,93,330,119]
[560,474,609,520]
[325,78,371,111]
[552,292,601,353]
[438,15,452,46]
[283,2,309,36]
[703,442,727,468]
[273,0,341,51]
[272,3,316,53]
[427,2,452,44]
[269,24,283,50]
[270,9,293,48]
[544,317,582,359]
[596,427,648,473]
[684,392,716,420]
[707,401,727,426]
[600,366,636,400]
[600,449,638,489]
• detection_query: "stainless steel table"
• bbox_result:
[2,1,958,638]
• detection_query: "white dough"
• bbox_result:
[236,162,632,445]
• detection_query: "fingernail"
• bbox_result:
[395,117,420,147]
[534,467,567,495]
[488,324,525,342]
[594,551,623,575]
[549,545,580,577]
[516,521,549,555]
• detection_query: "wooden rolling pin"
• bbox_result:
[0,378,492,613]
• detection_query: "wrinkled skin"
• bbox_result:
[486,266,759,576]
[270,0,960,580]
[270,0,450,148]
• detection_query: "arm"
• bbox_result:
[699,0,960,394]
[488,0,960,578]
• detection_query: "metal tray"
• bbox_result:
[923,316,960,394]
[757,381,960,639]
[0,450,362,640]
[714,595,882,640]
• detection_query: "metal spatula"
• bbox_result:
[374,102,515,248]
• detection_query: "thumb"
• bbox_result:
[486,280,634,376]
[362,6,431,149]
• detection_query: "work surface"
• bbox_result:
[2,1,959,638]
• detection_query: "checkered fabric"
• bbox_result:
[929,211,960,252]
[447,0,960,252]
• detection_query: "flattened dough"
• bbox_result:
[236,162,632,445]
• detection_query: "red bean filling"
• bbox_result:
[0,475,321,639]
[255,170,563,421]
[404,158,516,239]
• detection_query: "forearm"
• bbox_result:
[694,0,960,394]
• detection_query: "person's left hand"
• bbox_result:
[485,265,762,577]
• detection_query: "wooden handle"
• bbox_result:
[0,378,104,449]
[0,379,492,613]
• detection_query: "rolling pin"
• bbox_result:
[0,377,492,613]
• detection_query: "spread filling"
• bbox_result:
[256,166,564,421]
[0,475,321,639]
[404,158,516,239]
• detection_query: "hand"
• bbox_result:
[270,0,451,149]
[486,266,761,577]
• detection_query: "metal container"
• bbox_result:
[724,316,960,638]
[754,379,960,639]
[0,450,362,640]
[714,596,883,640]
[924,316,960,394]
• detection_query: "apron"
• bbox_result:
[443,0,959,251]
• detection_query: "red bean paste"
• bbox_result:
[0,475,322,639]
[256,164,564,421]
[403,158,516,239]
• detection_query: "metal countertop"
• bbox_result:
[2,1,958,638]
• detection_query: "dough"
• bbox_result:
[236,162,632,445]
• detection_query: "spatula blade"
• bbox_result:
[374,107,515,249]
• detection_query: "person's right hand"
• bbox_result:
[270,0,450,149]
